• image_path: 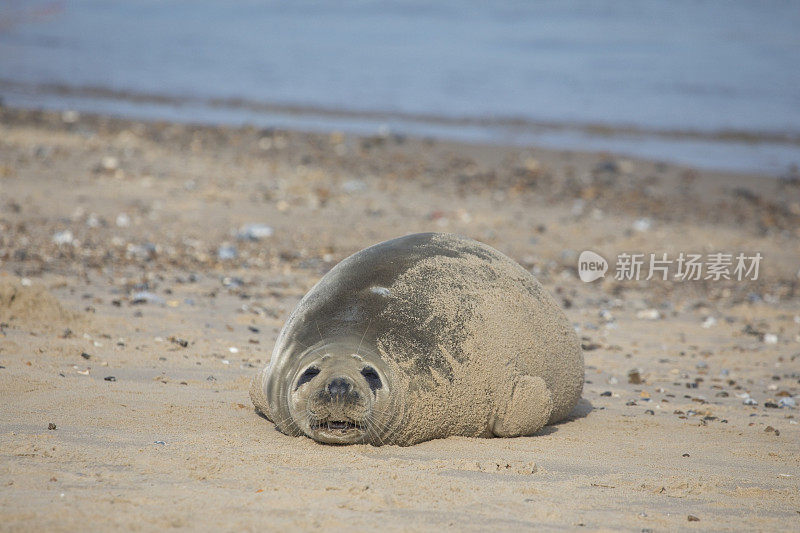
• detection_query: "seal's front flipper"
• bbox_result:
[249,366,273,422]
[492,375,553,437]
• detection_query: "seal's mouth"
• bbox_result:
[310,419,359,432]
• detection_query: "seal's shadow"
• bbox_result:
[254,398,594,439]
[534,398,594,436]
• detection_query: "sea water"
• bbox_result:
[1,0,798,173]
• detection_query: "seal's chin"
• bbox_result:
[308,418,365,444]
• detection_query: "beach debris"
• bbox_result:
[104,376,116,382]
[743,398,758,406]
[632,218,652,232]
[48,423,57,430]
[115,213,131,227]
[217,244,237,260]
[636,309,661,320]
[222,276,244,288]
[778,397,796,408]
[61,110,79,123]
[742,324,764,338]
[169,336,189,348]
[52,230,74,245]
[701,316,717,328]
[100,156,119,172]
[86,213,101,228]
[229,347,239,354]
[687,515,700,522]
[126,242,157,260]
[130,291,165,305]
[154,440,166,445]
[628,369,643,384]
[237,223,274,241]
[763,333,778,344]
[341,179,367,193]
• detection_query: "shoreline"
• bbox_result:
[3,83,799,175]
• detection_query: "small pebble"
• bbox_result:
[701,316,717,328]
[778,397,796,408]
[116,213,131,227]
[130,291,165,305]
[100,156,119,171]
[237,224,274,241]
[217,244,238,261]
[48,423,57,430]
[687,515,700,522]
[104,376,116,382]
[632,218,652,232]
[628,369,642,384]
[169,336,189,348]
[636,309,661,320]
[81,352,91,360]
[600,391,612,397]
[52,230,74,245]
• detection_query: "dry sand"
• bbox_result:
[1,108,799,531]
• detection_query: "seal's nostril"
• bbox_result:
[327,378,351,397]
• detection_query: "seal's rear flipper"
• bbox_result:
[492,375,553,437]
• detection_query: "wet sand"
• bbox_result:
[1,107,799,531]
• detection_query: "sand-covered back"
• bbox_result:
[375,234,582,444]
[1,108,798,530]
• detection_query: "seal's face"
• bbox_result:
[287,348,392,445]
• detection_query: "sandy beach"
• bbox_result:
[1,107,799,531]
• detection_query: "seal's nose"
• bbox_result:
[327,378,351,398]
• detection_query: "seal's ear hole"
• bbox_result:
[360,366,382,392]
[296,367,320,389]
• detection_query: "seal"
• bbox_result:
[250,233,584,446]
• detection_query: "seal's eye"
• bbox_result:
[296,367,320,389]
[360,366,382,392]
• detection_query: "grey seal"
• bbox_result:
[250,233,584,446]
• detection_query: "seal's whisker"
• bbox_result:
[356,317,372,356]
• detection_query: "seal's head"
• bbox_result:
[286,342,394,444]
